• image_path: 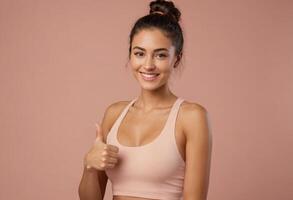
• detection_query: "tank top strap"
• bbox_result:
[166,97,185,130]
[114,97,137,128]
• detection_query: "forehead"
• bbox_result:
[132,28,173,50]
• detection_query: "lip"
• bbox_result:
[139,71,160,81]
[139,71,160,75]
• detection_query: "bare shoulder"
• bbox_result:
[100,100,131,142]
[179,100,210,139]
[104,100,130,121]
[181,100,207,118]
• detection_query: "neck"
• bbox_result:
[135,84,178,111]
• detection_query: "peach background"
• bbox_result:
[0,0,292,199]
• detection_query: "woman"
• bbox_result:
[78,0,212,200]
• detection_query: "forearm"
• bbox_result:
[183,196,207,200]
[78,166,102,200]
[183,189,208,200]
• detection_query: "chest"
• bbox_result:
[117,108,186,162]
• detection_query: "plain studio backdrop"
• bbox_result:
[0,0,292,199]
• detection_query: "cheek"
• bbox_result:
[129,57,142,70]
[162,68,173,79]
[159,61,173,73]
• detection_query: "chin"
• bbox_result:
[140,85,159,91]
[138,81,167,91]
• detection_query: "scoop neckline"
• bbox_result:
[115,97,180,148]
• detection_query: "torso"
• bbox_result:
[113,196,164,200]
[105,98,189,200]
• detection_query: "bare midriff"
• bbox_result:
[113,196,157,200]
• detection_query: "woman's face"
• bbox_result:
[129,28,177,91]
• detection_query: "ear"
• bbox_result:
[173,52,182,68]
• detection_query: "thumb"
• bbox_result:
[94,122,103,142]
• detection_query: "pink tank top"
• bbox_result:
[105,97,185,200]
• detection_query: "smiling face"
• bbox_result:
[129,28,178,91]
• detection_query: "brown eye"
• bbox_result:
[134,52,144,57]
[155,53,168,59]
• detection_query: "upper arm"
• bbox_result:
[182,103,212,200]
[99,103,115,143]
[98,101,125,143]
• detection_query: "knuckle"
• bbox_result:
[107,164,114,169]
[110,157,118,163]
[100,163,105,168]
[100,156,107,162]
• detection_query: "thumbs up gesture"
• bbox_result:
[84,123,119,171]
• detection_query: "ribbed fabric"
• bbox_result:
[105,97,185,200]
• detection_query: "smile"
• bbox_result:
[139,72,160,81]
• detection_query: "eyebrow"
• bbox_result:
[132,46,169,52]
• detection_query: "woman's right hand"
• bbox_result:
[84,123,119,171]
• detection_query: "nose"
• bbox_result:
[143,55,156,70]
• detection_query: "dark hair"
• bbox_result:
[128,0,184,68]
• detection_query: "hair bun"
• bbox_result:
[149,0,181,22]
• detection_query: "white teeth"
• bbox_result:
[140,72,159,77]
[142,73,157,78]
